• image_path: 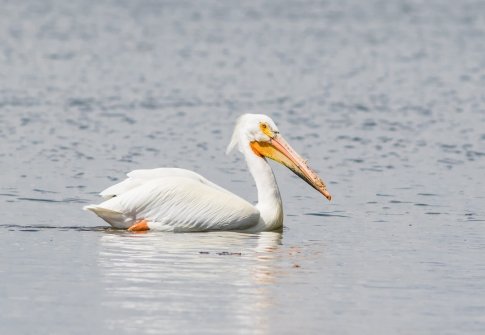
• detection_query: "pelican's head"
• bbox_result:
[227,114,332,201]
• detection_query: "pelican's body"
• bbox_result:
[84,114,331,232]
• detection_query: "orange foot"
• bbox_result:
[128,219,150,232]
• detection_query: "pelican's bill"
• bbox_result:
[250,135,332,201]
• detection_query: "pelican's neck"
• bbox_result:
[242,144,283,230]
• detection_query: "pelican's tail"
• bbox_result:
[83,205,133,229]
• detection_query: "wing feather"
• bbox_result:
[88,177,260,232]
[99,168,228,199]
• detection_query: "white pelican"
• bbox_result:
[84,114,331,232]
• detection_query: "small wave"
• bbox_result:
[16,197,89,204]
[0,224,110,231]
[305,212,349,218]
[16,197,62,203]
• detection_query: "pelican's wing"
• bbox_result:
[85,177,260,232]
[99,168,228,199]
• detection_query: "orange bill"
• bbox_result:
[250,135,332,201]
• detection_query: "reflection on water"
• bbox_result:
[98,231,282,333]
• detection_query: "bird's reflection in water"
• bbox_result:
[98,230,283,334]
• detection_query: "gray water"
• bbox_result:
[1,0,484,334]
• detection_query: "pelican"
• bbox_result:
[84,114,331,232]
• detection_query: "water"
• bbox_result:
[1,0,484,334]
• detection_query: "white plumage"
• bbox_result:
[85,175,258,231]
[98,168,229,199]
[84,114,331,232]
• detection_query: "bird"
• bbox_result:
[84,114,331,232]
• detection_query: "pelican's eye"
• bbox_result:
[259,122,275,138]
